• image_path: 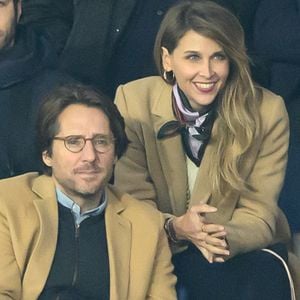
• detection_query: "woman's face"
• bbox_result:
[162,30,230,113]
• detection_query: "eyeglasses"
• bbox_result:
[53,135,115,153]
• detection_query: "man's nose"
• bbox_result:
[80,140,97,161]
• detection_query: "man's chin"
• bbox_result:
[74,181,105,197]
[77,172,101,181]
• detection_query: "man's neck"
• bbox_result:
[55,185,104,213]
[72,194,103,213]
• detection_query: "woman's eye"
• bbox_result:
[213,53,227,61]
[187,55,200,61]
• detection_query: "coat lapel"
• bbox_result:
[189,119,261,224]
[105,189,131,300]
[152,85,189,215]
[150,83,221,214]
[188,120,221,207]
[22,175,59,297]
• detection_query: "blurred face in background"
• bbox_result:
[0,0,21,52]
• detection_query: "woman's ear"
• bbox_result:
[161,47,172,72]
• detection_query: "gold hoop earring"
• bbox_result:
[163,70,175,83]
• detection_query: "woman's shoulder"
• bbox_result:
[116,76,169,98]
[258,86,286,114]
[123,75,165,87]
[257,87,288,130]
[258,87,284,105]
[115,76,172,116]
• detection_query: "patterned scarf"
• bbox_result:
[157,84,216,166]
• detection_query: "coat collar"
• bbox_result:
[21,175,59,297]
[151,83,189,214]
[104,188,131,299]
[151,81,215,212]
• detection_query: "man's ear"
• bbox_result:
[42,151,52,167]
[161,47,172,72]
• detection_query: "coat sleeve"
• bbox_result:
[0,199,22,299]
[224,94,290,257]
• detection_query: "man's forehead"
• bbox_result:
[58,104,110,131]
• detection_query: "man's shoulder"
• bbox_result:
[0,172,41,208]
[0,172,39,190]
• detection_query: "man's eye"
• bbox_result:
[94,138,108,146]
[67,138,82,145]
[0,0,8,7]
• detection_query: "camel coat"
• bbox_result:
[115,76,300,295]
[0,172,176,300]
[115,76,291,255]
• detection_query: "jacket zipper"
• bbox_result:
[72,222,80,286]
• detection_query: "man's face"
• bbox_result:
[43,104,117,204]
[0,0,21,52]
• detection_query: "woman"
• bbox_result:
[114,1,298,299]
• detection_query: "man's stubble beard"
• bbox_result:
[0,13,18,54]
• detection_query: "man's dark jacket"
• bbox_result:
[0,26,72,179]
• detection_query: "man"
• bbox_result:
[20,0,237,97]
[0,0,72,179]
[0,84,177,299]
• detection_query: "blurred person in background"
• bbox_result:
[20,0,238,97]
[0,0,72,179]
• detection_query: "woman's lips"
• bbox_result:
[194,81,217,93]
